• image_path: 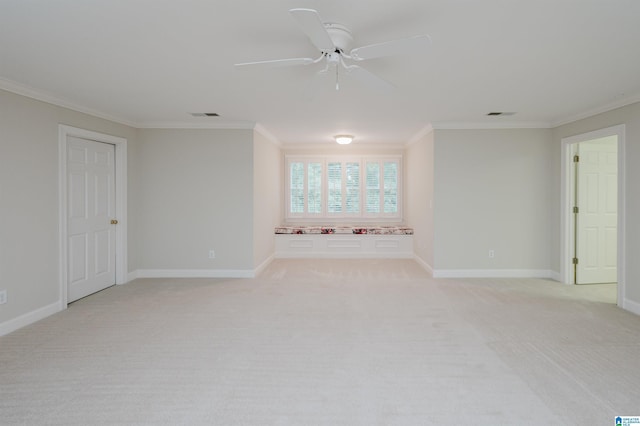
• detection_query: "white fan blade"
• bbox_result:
[289,8,335,52]
[235,57,316,69]
[346,65,395,92]
[350,35,431,61]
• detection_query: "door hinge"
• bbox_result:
[573,206,579,214]
[573,154,580,163]
[572,257,579,265]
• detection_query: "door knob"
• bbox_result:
[110,219,118,225]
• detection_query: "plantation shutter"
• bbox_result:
[327,162,342,213]
[383,161,398,213]
[286,156,399,220]
[307,162,322,214]
[345,162,360,213]
[366,162,380,213]
[290,162,305,214]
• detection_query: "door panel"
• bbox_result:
[67,136,116,302]
[576,138,617,284]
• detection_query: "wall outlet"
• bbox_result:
[0,290,7,305]
[208,250,216,259]
[488,250,495,258]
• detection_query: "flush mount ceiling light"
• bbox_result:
[335,135,354,145]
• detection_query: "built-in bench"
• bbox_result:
[275,225,414,258]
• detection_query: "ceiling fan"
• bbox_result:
[234,8,431,92]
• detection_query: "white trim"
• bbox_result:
[275,252,414,259]
[254,124,282,147]
[253,254,275,277]
[0,302,60,337]
[431,121,551,130]
[0,76,255,131]
[280,142,405,150]
[58,125,128,309]
[432,269,553,279]
[135,269,255,279]
[0,77,137,127]
[127,270,139,282]
[551,94,640,128]
[136,121,255,129]
[413,255,434,277]
[4,71,639,139]
[275,234,413,259]
[622,298,640,316]
[549,270,562,282]
[404,124,434,147]
[560,125,626,309]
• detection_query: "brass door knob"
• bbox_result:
[110,219,118,225]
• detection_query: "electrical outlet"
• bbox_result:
[488,250,495,258]
[208,250,216,259]
[0,290,7,305]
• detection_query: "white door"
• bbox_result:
[67,136,116,302]
[575,138,617,284]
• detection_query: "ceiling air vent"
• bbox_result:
[191,112,220,117]
[486,112,516,116]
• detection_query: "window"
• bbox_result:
[286,156,401,221]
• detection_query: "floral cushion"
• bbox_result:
[275,226,413,235]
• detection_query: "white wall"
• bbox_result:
[0,89,138,328]
[136,129,254,272]
[405,130,434,271]
[433,128,554,275]
[552,102,640,309]
[253,129,281,270]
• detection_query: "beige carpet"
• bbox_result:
[1,259,637,425]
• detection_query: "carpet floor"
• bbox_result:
[1,259,637,425]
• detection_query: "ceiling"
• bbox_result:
[1,0,639,145]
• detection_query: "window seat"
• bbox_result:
[274,225,414,258]
[275,225,414,235]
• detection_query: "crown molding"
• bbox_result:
[0,76,256,131]
[551,93,640,128]
[4,75,639,136]
[136,121,255,129]
[254,123,282,146]
[0,76,138,128]
[431,121,551,130]
[280,142,405,151]
[404,124,434,147]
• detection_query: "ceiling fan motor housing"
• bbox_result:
[324,23,353,52]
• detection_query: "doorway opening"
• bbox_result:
[560,125,625,307]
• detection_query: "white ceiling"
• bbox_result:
[1,0,639,145]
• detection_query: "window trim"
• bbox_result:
[285,154,403,223]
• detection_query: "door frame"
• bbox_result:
[58,125,128,309]
[560,125,625,305]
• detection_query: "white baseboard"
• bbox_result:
[548,270,562,282]
[622,298,640,316]
[134,269,256,279]
[253,254,275,277]
[275,252,414,259]
[432,269,554,279]
[126,270,139,282]
[413,255,434,277]
[0,301,61,337]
